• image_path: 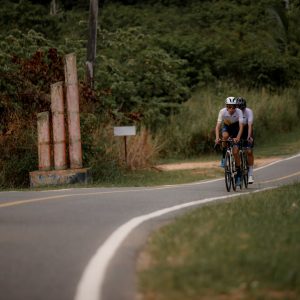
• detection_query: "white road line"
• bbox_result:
[255,153,300,171]
[74,186,275,300]
[260,171,300,184]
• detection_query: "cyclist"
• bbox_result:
[215,97,244,185]
[236,96,254,184]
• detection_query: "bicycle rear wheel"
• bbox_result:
[224,153,231,192]
[238,151,244,190]
[242,152,249,188]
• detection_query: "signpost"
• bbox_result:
[113,126,136,165]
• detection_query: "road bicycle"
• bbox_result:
[218,139,238,192]
[216,139,249,192]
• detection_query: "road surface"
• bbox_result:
[0,154,299,300]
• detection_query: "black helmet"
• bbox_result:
[236,97,246,109]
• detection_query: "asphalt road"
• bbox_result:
[0,154,300,300]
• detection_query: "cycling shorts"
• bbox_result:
[222,122,240,138]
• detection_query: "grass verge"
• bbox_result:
[138,183,300,300]
[89,167,223,187]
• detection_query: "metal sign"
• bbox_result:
[113,126,136,136]
[113,126,136,165]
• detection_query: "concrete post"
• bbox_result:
[37,112,51,171]
[64,53,83,169]
[51,82,67,170]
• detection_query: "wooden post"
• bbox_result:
[37,112,51,171]
[64,53,83,169]
[51,82,67,170]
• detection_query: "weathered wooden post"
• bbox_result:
[37,112,51,171]
[64,53,83,169]
[51,82,67,170]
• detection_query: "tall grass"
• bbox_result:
[158,85,300,158]
[126,128,162,170]
[81,115,163,183]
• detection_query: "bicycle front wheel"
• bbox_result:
[224,153,231,192]
[231,155,237,191]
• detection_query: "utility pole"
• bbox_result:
[86,0,99,88]
[50,0,57,15]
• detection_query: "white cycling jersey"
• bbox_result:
[241,107,254,125]
[217,107,243,126]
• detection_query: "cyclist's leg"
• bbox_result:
[233,145,240,167]
[220,127,229,167]
[228,123,241,168]
[247,139,254,183]
[247,148,254,167]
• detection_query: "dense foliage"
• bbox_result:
[1,0,300,187]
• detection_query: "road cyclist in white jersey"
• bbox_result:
[236,96,254,184]
[215,96,244,186]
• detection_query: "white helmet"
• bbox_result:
[225,96,236,105]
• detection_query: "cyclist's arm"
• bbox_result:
[215,122,221,142]
[235,122,243,141]
[247,122,253,140]
[215,109,224,142]
[235,109,244,142]
[247,108,254,140]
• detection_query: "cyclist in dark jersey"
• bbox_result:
[236,97,254,184]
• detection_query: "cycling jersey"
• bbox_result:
[217,107,243,125]
[241,107,253,125]
[217,107,243,138]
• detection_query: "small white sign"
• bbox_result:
[114,126,136,136]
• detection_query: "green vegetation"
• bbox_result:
[138,182,300,300]
[1,0,300,188]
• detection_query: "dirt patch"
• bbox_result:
[155,157,281,171]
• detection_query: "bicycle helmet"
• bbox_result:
[236,97,247,109]
[225,96,236,105]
